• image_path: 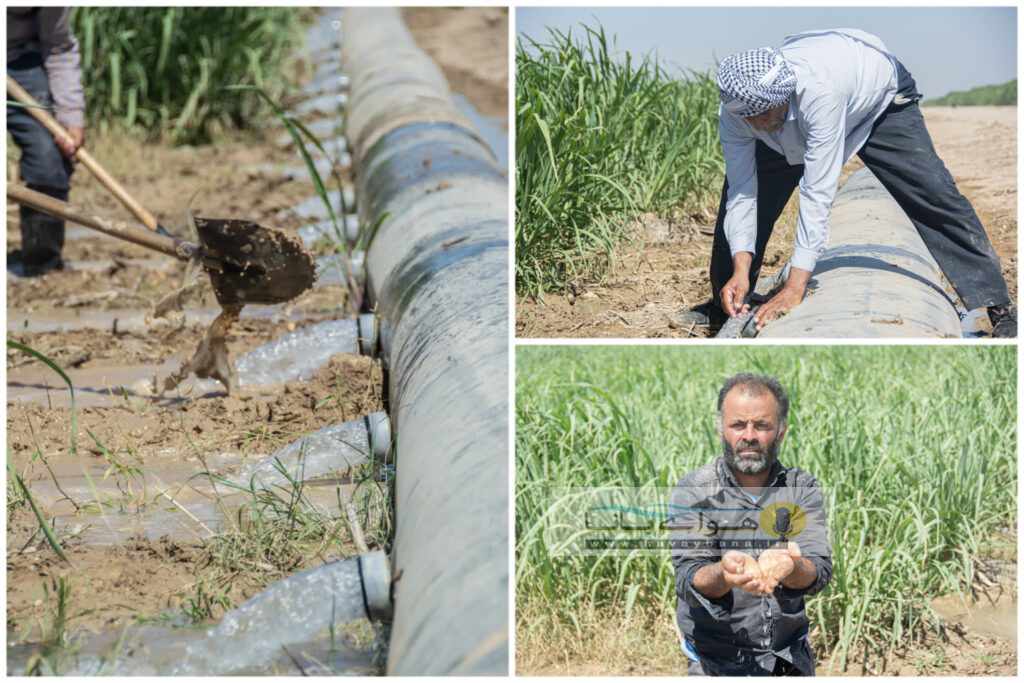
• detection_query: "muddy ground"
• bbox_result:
[6,7,504,668]
[517,570,1017,676]
[516,106,1017,338]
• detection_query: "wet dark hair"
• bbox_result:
[717,373,789,422]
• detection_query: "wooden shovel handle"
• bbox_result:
[6,75,162,232]
[7,183,193,261]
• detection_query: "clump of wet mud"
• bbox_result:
[163,304,242,395]
[195,217,317,307]
[155,218,318,396]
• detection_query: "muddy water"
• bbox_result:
[7,318,361,408]
[19,415,372,546]
[7,559,379,675]
[6,7,392,674]
[7,302,309,335]
[932,591,1017,642]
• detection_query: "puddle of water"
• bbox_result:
[8,558,376,675]
[8,317,361,408]
[315,253,362,288]
[17,418,371,547]
[12,450,245,513]
[275,117,344,148]
[50,483,356,546]
[7,303,308,335]
[932,592,1016,642]
[291,186,356,222]
[7,257,174,280]
[299,217,359,247]
[232,317,359,386]
[234,632,380,675]
[451,92,508,171]
[231,417,371,491]
[7,357,188,408]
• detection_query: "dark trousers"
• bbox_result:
[7,50,74,261]
[709,60,1009,312]
[686,656,809,676]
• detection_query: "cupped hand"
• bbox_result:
[721,550,763,594]
[756,545,798,588]
[723,543,802,596]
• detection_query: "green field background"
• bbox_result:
[516,345,1016,668]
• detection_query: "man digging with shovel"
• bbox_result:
[6,16,317,396]
[7,7,85,276]
[676,28,1016,337]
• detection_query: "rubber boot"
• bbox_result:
[988,304,1017,338]
[19,184,67,274]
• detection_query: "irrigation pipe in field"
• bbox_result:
[757,168,962,338]
[341,7,509,675]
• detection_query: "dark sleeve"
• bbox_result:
[777,476,832,598]
[669,482,732,619]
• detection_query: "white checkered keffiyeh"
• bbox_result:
[717,47,796,117]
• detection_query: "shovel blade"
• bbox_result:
[194,217,317,306]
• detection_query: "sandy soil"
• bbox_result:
[516,106,1017,338]
[403,7,508,123]
[517,576,1017,676]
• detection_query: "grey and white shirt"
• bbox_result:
[7,7,85,128]
[671,457,833,675]
[720,28,899,272]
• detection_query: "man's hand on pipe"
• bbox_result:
[721,252,753,317]
[753,267,812,330]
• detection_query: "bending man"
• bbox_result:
[679,29,1015,337]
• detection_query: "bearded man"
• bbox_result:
[670,373,831,676]
[677,28,1015,337]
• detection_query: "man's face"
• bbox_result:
[719,388,786,475]
[745,103,788,133]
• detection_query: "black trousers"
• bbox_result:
[7,50,74,261]
[686,655,809,676]
[709,60,1009,312]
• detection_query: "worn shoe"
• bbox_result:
[988,304,1017,338]
[671,300,727,328]
[7,248,64,277]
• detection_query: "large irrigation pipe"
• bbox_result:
[341,8,508,676]
[757,168,962,338]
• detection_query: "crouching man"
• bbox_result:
[671,373,832,675]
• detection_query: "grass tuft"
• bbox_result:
[516,23,723,295]
[71,7,307,144]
